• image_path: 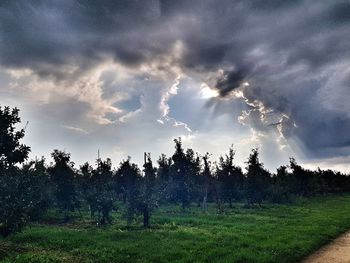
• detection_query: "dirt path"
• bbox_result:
[302,231,350,263]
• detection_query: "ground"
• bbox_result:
[302,230,350,263]
[2,195,350,263]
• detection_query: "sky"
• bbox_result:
[0,0,350,172]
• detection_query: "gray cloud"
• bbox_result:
[215,69,249,97]
[0,0,350,160]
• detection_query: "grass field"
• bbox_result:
[2,195,350,263]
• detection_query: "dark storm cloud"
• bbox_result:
[215,69,249,97]
[0,0,350,158]
[0,0,166,79]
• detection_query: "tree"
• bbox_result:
[290,158,320,197]
[216,147,244,207]
[156,154,172,203]
[244,149,271,206]
[185,148,201,206]
[93,158,116,225]
[117,158,141,226]
[0,106,30,169]
[80,158,116,225]
[0,106,31,237]
[317,169,348,194]
[140,153,157,228]
[201,153,212,211]
[270,165,292,203]
[171,138,191,209]
[21,158,52,221]
[49,150,78,221]
[78,162,95,218]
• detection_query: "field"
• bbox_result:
[2,195,350,263]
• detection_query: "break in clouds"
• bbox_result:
[0,0,350,170]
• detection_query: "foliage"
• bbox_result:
[216,147,244,207]
[20,158,52,221]
[48,150,78,221]
[117,158,142,226]
[0,106,31,237]
[139,153,157,228]
[79,159,117,225]
[171,138,191,209]
[245,149,271,205]
[0,106,30,169]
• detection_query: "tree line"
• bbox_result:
[1,106,350,237]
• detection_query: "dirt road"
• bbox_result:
[302,231,350,263]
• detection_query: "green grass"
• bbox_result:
[2,195,350,263]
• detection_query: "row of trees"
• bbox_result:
[1,106,350,237]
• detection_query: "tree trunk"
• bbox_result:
[143,206,150,228]
[202,187,208,212]
[216,197,223,213]
[90,205,94,220]
[182,200,186,210]
[127,206,133,226]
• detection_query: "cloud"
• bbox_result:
[1,0,350,168]
[214,68,250,97]
[62,125,89,135]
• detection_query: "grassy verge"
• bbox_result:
[2,195,350,263]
